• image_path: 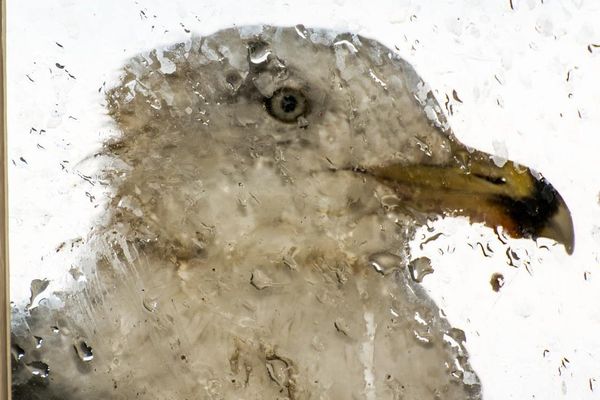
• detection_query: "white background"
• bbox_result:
[7,0,600,398]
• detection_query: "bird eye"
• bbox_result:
[264,87,308,123]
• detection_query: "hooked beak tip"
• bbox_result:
[537,195,575,255]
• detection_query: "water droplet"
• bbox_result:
[490,273,505,292]
[408,257,434,282]
[412,310,435,345]
[296,115,309,128]
[34,336,43,349]
[494,226,509,244]
[74,340,94,362]
[476,242,493,257]
[380,194,403,212]
[248,41,271,65]
[117,195,144,218]
[265,356,291,389]
[294,24,308,39]
[463,370,479,385]
[11,344,25,361]
[368,252,403,275]
[414,311,430,326]
[425,217,437,232]
[333,318,350,336]
[419,232,444,250]
[414,137,432,157]
[311,336,325,352]
[413,329,433,345]
[69,266,84,281]
[27,278,50,309]
[447,328,467,344]
[450,369,464,382]
[491,140,508,167]
[142,296,159,313]
[506,247,523,268]
[282,249,298,270]
[250,269,273,290]
[149,97,162,110]
[51,326,60,334]
[27,361,49,378]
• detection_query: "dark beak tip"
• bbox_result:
[538,195,575,255]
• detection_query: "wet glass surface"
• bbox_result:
[7,2,600,399]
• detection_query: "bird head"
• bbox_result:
[17,25,572,399]
[106,25,574,262]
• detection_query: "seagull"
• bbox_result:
[11,25,573,400]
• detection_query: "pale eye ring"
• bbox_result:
[264,87,308,123]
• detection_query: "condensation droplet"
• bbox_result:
[380,194,403,212]
[408,257,434,282]
[368,252,403,275]
[34,336,43,349]
[74,340,94,362]
[68,266,84,282]
[142,296,159,313]
[27,361,49,378]
[419,232,444,249]
[447,328,467,344]
[334,318,350,336]
[495,226,509,244]
[414,137,432,157]
[476,242,493,257]
[413,329,433,345]
[11,344,25,361]
[27,278,50,309]
[506,247,523,268]
[296,115,309,128]
[412,310,435,346]
[265,356,291,389]
[463,370,479,385]
[248,41,272,65]
[250,269,273,290]
[490,273,505,292]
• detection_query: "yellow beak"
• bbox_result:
[360,149,574,254]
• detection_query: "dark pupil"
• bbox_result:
[280,95,297,113]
